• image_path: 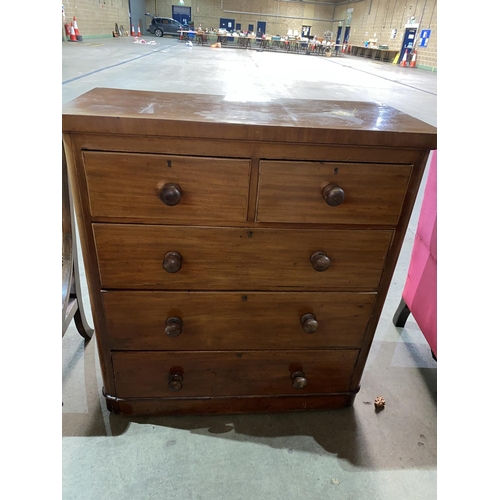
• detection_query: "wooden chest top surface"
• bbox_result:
[62,88,437,148]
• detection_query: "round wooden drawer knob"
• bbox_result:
[160,183,182,206]
[301,313,318,333]
[165,316,183,337]
[323,184,345,207]
[163,251,182,273]
[168,373,183,392]
[310,251,331,272]
[291,371,307,390]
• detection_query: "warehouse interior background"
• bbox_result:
[62,0,438,71]
[2,0,499,499]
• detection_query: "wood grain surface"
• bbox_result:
[104,393,355,416]
[62,88,437,149]
[83,152,251,222]
[257,161,412,225]
[111,349,359,398]
[93,224,393,290]
[102,291,377,349]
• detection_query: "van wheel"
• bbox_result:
[154,29,163,37]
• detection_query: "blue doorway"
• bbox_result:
[172,5,191,26]
[399,28,417,63]
[336,26,342,53]
[257,21,266,36]
[343,26,350,44]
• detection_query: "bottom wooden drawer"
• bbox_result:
[111,350,359,398]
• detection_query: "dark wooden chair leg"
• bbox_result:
[393,297,411,327]
[73,305,94,341]
[70,237,94,341]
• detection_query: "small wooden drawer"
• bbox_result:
[256,161,412,225]
[102,291,377,350]
[111,349,359,398]
[83,152,251,222]
[93,224,393,290]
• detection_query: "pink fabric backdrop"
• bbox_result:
[402,150,437,357]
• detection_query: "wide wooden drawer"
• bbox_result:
[83,152,251,222]
[256,161,412,225]
[111,349,359,398]
[102,291,377,350]
[94,225,393,290]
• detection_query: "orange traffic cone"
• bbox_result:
[400,49,408,67]
[131,25,136,36]
[69,24,77,42]
[137,25,141,37]
[409,50,417,68]
[73,16,80,36]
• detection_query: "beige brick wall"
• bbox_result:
[147,0,337,36]
[336,0,437,70]
[63,0,130,38]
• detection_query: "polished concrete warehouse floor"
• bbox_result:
[62,35,437,500]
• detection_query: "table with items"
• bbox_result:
[177,28,347,57]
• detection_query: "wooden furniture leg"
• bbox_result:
[62,142,94,341]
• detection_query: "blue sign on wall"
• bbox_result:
[419,29,432,47]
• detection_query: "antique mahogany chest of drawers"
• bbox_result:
[62,88,437,416]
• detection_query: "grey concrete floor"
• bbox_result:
[62,35,437,500]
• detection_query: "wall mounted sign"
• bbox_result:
[405,19,420,29]
[419,29,432,47]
